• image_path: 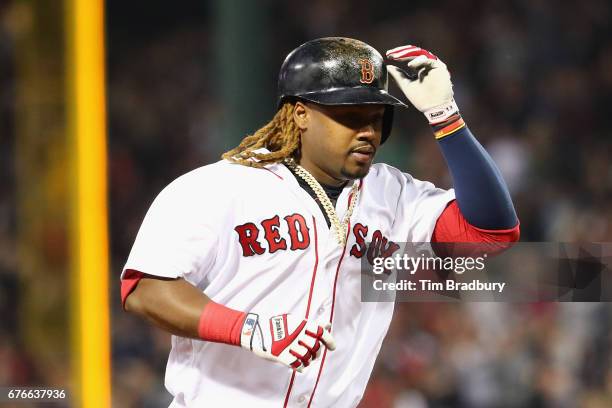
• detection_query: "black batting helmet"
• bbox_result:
[277,37,407,143]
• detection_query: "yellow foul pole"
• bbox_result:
[65,0,111,406]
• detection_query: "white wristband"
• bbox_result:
[240,313,260,350]
[424,99,459,124]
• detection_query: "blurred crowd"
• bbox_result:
[3,0,612,407]
[0,1,40,396]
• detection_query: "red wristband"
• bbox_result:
[197,301,246,346]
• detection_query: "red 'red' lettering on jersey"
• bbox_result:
[350,223,369,258]
[262,215,287,254]
[234,214,311,257]
[284,214,310,250]
[235,222,266,257]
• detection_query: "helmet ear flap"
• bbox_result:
[381,106,394,144]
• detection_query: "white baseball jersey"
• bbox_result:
[122,154,455,408]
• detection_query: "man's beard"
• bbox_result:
[340,163,371,180]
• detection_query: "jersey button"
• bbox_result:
[317,307,325,316]
[297,395,307,404]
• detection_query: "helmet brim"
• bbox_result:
[285,87,408,108]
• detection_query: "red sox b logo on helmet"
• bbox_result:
[358,58,374,84]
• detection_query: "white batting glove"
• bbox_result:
[240,312,336,372]
[386,45,459,124]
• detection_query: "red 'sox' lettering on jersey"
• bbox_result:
[366,230,384,264]
[351,226,400,267]
[380,236,400,258]
[350,223,369,258]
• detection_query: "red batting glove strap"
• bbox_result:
[197,301,247,346]
[386,45,438,60]
[270,316,307,356]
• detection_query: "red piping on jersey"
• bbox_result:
[283,372,297,408]
[263,167,284,180]
[305,217,320,319]
[285,184,359,407]
[309,348,329,407]
[307,183,361,406]
[283,216,319,407]
[307,219,352,407]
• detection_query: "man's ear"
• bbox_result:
[293,101,309,130]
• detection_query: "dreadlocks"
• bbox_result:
[222,102,301,168]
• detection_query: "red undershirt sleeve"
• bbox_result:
[121,269,145,310]
[432,199,520,243]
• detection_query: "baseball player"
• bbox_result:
[121,37,519,407]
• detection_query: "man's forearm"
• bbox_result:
[436,125,518,230]
[125,276,210,338]
[123,274,335,371]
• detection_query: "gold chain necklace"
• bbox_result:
[285,158,359,245]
